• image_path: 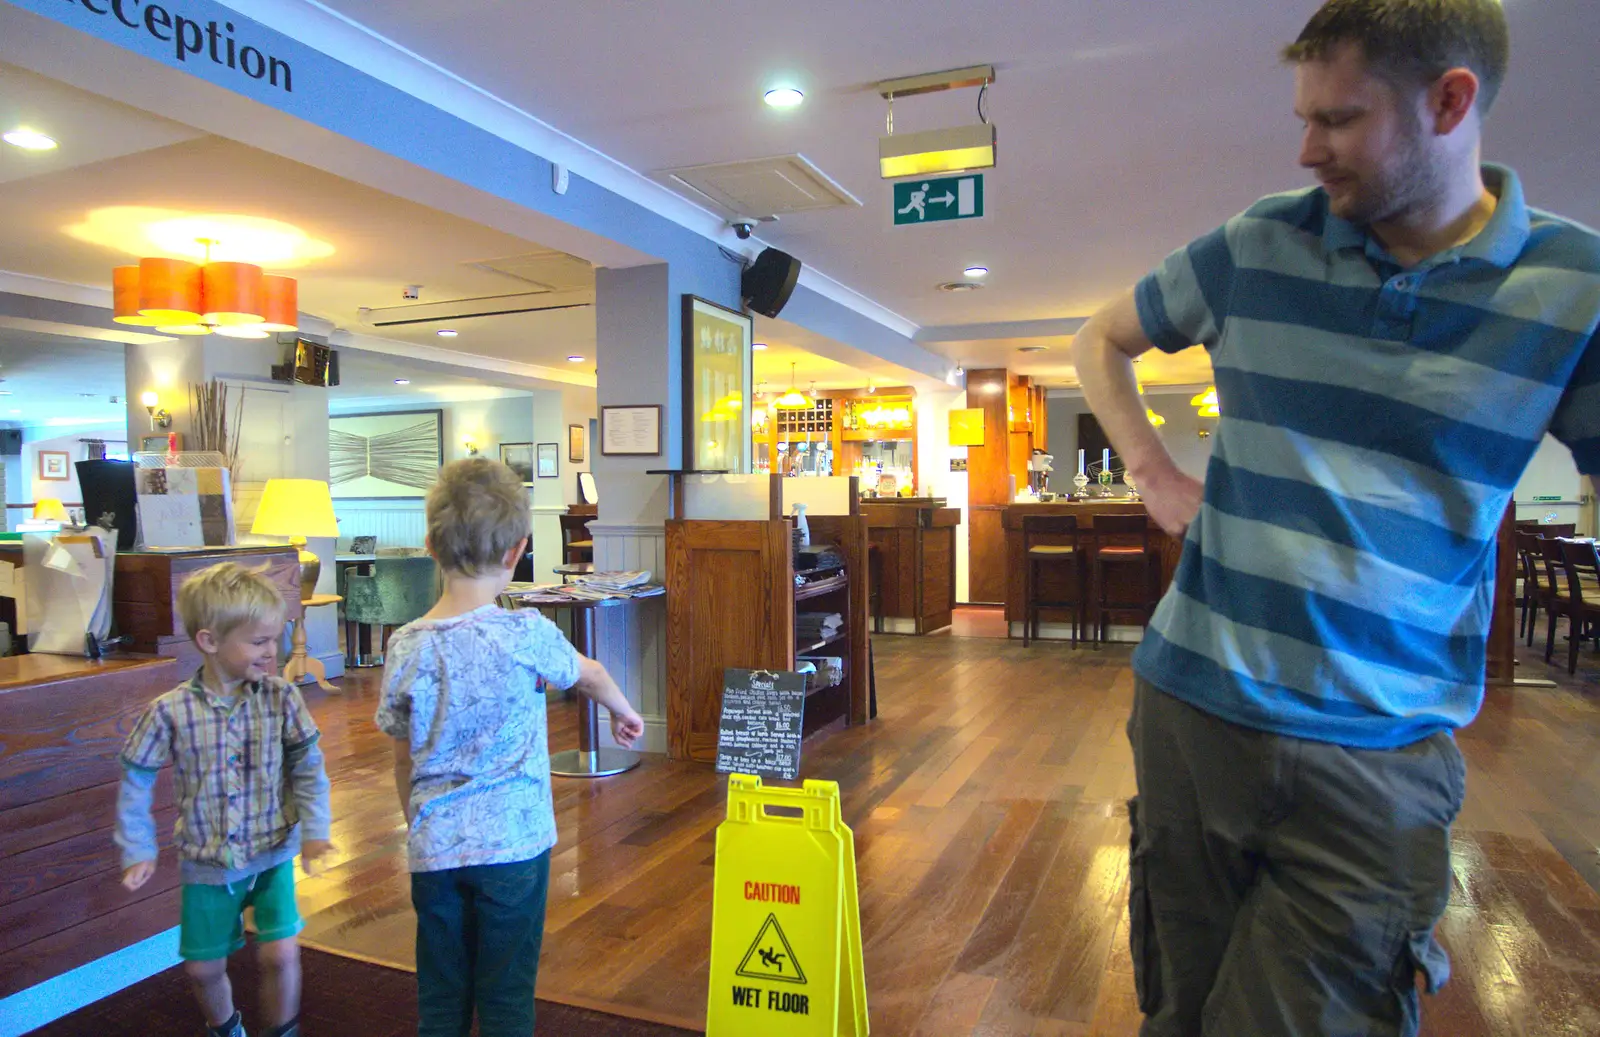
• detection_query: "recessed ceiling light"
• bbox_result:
[936,281,984,292]
[567,355,585,363]
[78,393,96,398]
[3,128,58,151]
[436,329,458,338]
[752,342,768,351]
[1017,345,1047,354]
[963,266,989,278]
[763,88,804,109]
[0,391,11,396]
[394,378,411,385]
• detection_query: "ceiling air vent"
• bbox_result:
[466,249,593,293]
[655,154,861,220]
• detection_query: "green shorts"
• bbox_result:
[179,860,302,962]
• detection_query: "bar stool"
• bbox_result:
[1092,513,1158,647]
[1022,514,1086,647]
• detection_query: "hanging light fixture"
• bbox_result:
[876,65,997,179]
[1146,408,1167,428]
[112,239,299,336]
[773,363,813,410]
[1198,403,1220,418]
[1191,386,1218,408]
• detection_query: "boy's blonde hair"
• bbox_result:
[178,562,288,641]
[426,458,531,577]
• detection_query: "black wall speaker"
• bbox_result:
[0,428,20,456]
[742,248,802,319]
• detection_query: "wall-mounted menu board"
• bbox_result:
[716,668,806,780]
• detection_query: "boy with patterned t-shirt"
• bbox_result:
[375,458,643,1037]
[116,562,332,1037]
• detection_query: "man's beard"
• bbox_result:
[1328,116,1447,227]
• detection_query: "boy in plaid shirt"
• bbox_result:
[116,562,333,1037]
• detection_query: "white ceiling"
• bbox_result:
[306,0,1600,369]
[0,63,939,391]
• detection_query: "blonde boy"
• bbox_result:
[375,458,643,1037]
[116,562,332,1037]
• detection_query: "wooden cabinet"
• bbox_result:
[864,501,960,634]
[665,504,871,764]
[115,546,303,673]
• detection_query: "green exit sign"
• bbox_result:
[893,174,984,226]
[1532,495,1562,502]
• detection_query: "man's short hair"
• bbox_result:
[178,562,288,641]
[426,458,531,577]
[1283,0,1510,114]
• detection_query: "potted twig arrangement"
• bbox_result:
[189,378,245,481]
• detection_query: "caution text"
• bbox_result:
[745,881,801,905]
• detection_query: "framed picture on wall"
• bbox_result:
[499,442,534,485]
[682,295,752,474]
[329,409,444,498]
[140,433,182,453]
[568,424,585,464]
[37,450,70,481]
[536,443,559,479]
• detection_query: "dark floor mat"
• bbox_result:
[27,945,698,1035]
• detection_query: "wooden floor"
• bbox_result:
[290,631,1600,1036]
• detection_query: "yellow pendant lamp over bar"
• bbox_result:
[1198,403,1220,418]
[1146,408,1167,428]
[1191,386,1218,408]
[773,362,813,409]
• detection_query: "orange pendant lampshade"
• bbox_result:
[257,274,299,332]
[112,266,165,326]
[136,257,203,324]
[201,262,265,326]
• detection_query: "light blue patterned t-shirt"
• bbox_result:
[374,604,582,873]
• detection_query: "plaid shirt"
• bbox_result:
[118,672,329,872]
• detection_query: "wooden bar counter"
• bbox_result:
[1002,499,1184,639]
[863,498,960,634]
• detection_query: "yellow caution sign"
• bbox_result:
[707,775,868,1036]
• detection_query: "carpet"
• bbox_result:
[27,945,699,1036]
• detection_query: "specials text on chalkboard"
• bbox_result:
[716,668,806,781]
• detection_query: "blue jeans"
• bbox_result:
[410,853,550,1037]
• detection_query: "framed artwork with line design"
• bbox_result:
[328,409,443,499]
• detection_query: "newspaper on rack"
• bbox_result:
[501,571,664,606]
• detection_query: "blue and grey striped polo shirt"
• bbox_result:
[1133,165,1600,749]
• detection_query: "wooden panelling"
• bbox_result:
[592,524,669,729]
[329,501,428,549]
[0,654,184,997]
[864,504,959,633]
[665,520,792,762]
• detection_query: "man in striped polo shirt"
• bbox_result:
[1074,1,1599,1034]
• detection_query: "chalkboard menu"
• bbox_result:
[716,668,806,780]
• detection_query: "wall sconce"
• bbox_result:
[463,437,479,456]
[140,391,172,430]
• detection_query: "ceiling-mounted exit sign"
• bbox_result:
[893,175,984,225]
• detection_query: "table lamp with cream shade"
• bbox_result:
[251,479,339,601]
